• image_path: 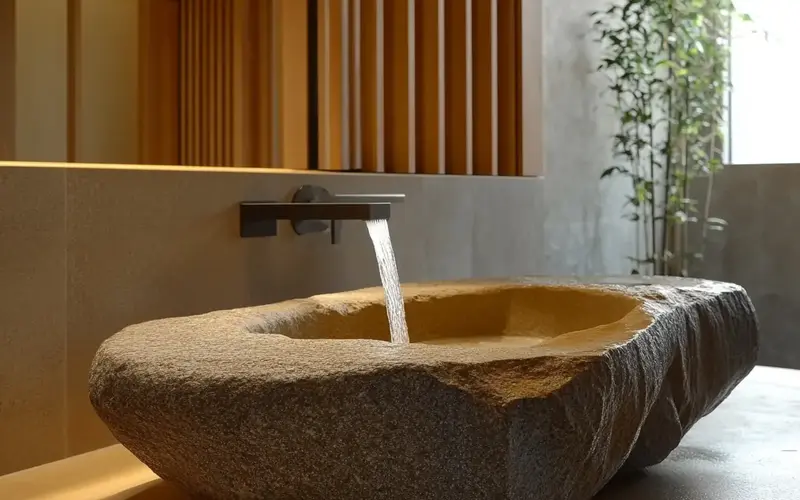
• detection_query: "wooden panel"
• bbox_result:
[274,0,308,169]
[317,0,329,169]
[349,0,361,171]
[232,0,274,167]
[359,0,384,172]
[135,0,533,175]
[472,0,497,176]
[383,0,415,173]
[496,0,518,176]
[174,0,282,168]
[67,0,80,162]
[231,0,248,165]
[0,0,16,160]
[138,0,180,165]
[255,0,275,167]
[318,0,349,170]
[414,0,445,174]
[338,0,351,170]
[444,0,472,175]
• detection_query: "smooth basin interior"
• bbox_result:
[264,284,641,345]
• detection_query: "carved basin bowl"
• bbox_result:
[89,276,758,500]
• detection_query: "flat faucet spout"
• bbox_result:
[239,184,405,244]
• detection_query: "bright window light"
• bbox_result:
[728,0,800,165]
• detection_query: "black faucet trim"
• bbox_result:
[239,185,404,244]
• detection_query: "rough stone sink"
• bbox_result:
[89,276,759,500]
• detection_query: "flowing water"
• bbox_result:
[365,219,409,344]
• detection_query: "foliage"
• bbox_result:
[591,0,747,276]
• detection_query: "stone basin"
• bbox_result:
[89,276,759,500]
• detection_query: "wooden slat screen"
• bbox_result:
[139,0,537,176]
[180,0,231,166]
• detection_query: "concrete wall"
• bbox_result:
[694,164,800,370]
[542,0,634,273]
[0,0,635,475]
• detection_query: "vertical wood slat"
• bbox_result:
[472,0,498,176]
[274,0,308,169]
[200,0,208,163]
[141,0,279,168]
[444,0,472,175]
[415,0,445,174]
[383,0,415,173]
[350,0,362,171]
[317,0,350,171]
[359,0,384,172]
[179,0,189,164]
[208,0,217,165]
[140,0,533,175]
[231,0,247,165]
[318,0,329,169]
[269,0,281,167]
[496,0,519,176]
[258,0,274,167]
[220,0,229,165]
[67,0,81,162]
[228,0,279,167]
[322,0,532,177]
[231,0,275,167]
[178,0,237,167]
[0,0,14,159]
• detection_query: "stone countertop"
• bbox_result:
[1,366,796,499]
[598,365,800,499]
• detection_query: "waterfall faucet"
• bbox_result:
[240,184,405,244]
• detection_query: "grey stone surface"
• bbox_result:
[692,164,800,370]
[597,366,800,499]
[89,277,758,500]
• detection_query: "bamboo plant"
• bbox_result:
[591,0,747,276]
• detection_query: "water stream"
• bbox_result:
[365,219,409,344]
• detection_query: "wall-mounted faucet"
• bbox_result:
[240,184,405,244]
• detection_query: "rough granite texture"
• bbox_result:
[89,276,759,500]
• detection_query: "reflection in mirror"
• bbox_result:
[1,0,534,176]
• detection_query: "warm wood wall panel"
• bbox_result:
[444,0,473,175]
[472,0,498,176]
[497,0,520,176]
[180,0,235,166]
[315,0,532,176]
[383,0,415,173]
[138,0,538,175]
[319,0,348,171]
[0,0,16,160]
[415,0,445,174]
[141,0,296,168]
[139,0,180,166]
[358,0,384,172]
